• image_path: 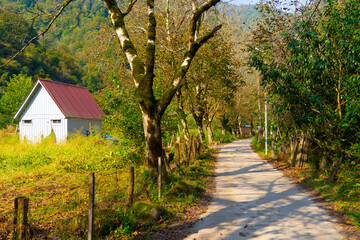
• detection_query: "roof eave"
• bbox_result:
[13,80,41,120]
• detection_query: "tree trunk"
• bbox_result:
[141,110,164,171]
[238,118,243,136]
[330,154,343,182]
[180,118,190,142]
[319,151,328,171]
[295,132,309,168]
[221,127,226,136]
[220,114,229,136]
[271,130,276,155]
[289,130,298,165]
[176,89,190,142]
[206,122,214,144]
[276,117,286,155]
[193,113,205,142]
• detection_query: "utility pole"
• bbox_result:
[265,93,268,155]
[258,79,262,141]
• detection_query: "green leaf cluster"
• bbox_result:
[250,0,360,158]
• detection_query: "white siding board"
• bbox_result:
[19,86,66,143]
[21,87,63,119]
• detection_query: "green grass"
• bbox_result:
[0,126,216,239]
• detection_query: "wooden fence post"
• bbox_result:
[88,173,95,240]
[128,166,134,204]
[158,157,161,200]
[13,197,29,240]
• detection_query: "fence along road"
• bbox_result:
[185,138,344,240]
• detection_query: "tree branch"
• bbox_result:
[123,0,138,17]
[0,0,73,68]
[158,22,222,115]
[104,0,144,83]
[188,0,220,47]
[144,0,156,80]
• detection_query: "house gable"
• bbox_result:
[20,85,64,120]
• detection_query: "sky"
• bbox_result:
[225,0,309,6]
[224,0,260,5]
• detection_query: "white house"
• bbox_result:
[13,79,105,143]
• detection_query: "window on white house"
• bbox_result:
[23,120,32,125]
[52,119,61,124]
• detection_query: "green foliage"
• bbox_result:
[0,73,33,127]
[212,127,236,143]
[0,1,103,89]
[249,0,360,168]
[99,78,145,156]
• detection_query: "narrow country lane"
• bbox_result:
[185,138,344,240]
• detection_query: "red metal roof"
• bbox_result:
[39,79,105,120]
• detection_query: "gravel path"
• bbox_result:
[185,138,344,240]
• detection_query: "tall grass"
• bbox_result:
[0,126,216,239]
[0,126,144,239]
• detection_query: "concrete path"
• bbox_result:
[185,138,344,240]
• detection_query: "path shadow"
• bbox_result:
[146,139,342,240]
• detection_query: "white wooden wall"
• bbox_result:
[19,87,66,142]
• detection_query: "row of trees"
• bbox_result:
[249,0,360,181]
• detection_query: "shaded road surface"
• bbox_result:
[185,138,344,240]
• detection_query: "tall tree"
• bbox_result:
[103,0,222,170]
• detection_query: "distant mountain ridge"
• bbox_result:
[217,2,261,29]
[0,0,260,88]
